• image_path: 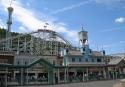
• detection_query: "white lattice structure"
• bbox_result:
[0,29,72,56]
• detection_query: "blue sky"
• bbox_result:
[0,0,125,54]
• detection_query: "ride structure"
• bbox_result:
[0,1,125,86]
[0,28,72,56]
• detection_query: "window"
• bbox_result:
[83,48,85,51]
[92,59,94,62]
[103,50,105,55]
[97,58,101,62]
[107,59,110,62]
[85,58,88,62]
[66,49,69,53]
[53,60,55,65]
[52,52,54,54]
[25,61,27,65]
[17,61,19,65]
[72,58,75,62]
[90,49,92,54]
[59,61,63,65]
[79,58,82,62]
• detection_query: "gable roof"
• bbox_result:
[68,50,83,56]
[92,51,103,57]
[108,58,123,65]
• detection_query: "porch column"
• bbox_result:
[119,68,122,74]
[20,68,25,85]
[103,67,106,79]
[13,71,16,80]
[82,71,84,82]
[105,67,108,79]
[48,69,54,84]
[64,68,67,83]
[67,69,69,82]
[35,72,38,81]
[112,68,115,79]
[115,67,117,79]
[86,67,89,81]
[119,67,123,78]
[26,68,29,84]
[57,68,60,83]
[108,67,111,79]
[5,67,8,87]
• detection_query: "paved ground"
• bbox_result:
[12,79,121,87]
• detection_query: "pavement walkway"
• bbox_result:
[11,79,121,87]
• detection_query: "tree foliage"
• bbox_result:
[0,27,19,40]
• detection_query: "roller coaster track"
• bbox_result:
[0,29,73,55]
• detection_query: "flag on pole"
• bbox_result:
[9,0,16,6]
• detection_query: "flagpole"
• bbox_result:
[9,0,13,7]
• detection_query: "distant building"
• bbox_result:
[110,53,125,59]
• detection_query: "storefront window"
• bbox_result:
[17,61,20,65]
[97,58,101,62]
[72,58,75,62]
[92,59,94,62]
[79,58,82,62]
[85,58,88,62]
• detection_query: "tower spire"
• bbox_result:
[78,26,88,47]
[82,26,84,31]
[6,0,14,51]
[9,0,13,7]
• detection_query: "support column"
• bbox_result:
[105,67,109,80]
[48,69,54,84]
[35,73,38,80]
[74,69,77,81]
[64,68,67,83]
[108,71,111,79]
[13,71,16,80]
[57,68,60,84]
[119,68,123,74]
[82,71,84,82]
[26,68,29,84]
[107,67,111,79]
[67,68,69,82]
[86,68,89,81]
[20,68,24,85]
[112,68,115,79]
[119,67,122,78]
[103,67,106,79]
[115,67,117,79]
[5,67,8,87]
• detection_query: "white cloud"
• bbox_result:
[0,18,6,28]
[0,0,78,46]
[50,0,125,15]
[1,0,53,31]
[50,0,92,15]
[115,17,125,23]
[18,26,28,33]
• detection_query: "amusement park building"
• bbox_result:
[0,29,125,86]
[0,5,125,86]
